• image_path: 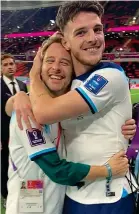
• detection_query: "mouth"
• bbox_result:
[83,46,101,53]
[9,70,14,74]
[49,75,64,80]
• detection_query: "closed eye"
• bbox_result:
[94,27,103,33]
[60,60,69,66]
[76,30,86,37]
[45,59,55,64]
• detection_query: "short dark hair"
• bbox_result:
[56,1,104,32]
[1,53,15,63]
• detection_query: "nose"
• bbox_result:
[8,64,13,69]
[86,29,97,44]
[51,62,61,73]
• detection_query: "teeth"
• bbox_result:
[86,47,98,52]
[50,75,62,80]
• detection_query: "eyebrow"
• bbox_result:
[45,56,71,64]
[3,62,14,65]
[45,56,54,60]
[73,24,103,34]
[94,24,103,28]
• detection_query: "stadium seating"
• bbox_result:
[1,1,139,80]
[2,1,139,35]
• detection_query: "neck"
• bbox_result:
[53,88,69,97]
[5,75,14,81]
[71,54,92,77]
[44,84,67,97]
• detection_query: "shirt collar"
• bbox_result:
[74,61,123,81]
[3,75,17,85]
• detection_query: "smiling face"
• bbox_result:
[1,57,16,80]
[41,42,73,96]
[63,12,105,73]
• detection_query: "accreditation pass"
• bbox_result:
[19,180,43,213]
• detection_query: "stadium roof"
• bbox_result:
[1,1,63,10]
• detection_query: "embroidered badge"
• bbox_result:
[84,74,108,95]
[26,128,46,147]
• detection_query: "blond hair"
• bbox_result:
[41,36,62,59]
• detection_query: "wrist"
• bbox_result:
[87,165,108,181]
[104,163,112,180]
[99,165,108,178]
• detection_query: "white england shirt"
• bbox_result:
[6,113,66,214]
[62,62,137,204]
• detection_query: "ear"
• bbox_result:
[62,37,70,51]
[104,42,105,50]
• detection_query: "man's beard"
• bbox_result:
[39,74,56,97]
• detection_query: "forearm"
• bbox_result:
[5,96,14,117]
[34,152,90,186]
[85,165,107,181]
[30,76,53,120]
[33,152,107,186]
[30,75,50,106]
[30,75,89,125]
[30,75,62,124]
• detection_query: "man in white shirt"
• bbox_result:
[25,1,138,214]
[6,37,129,214]
[1,54,27,205]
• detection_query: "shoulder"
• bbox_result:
[86,62,126,82]
[1,77,4,85]
[16,79,26,85]
[16,79,27,91]
[95,62,124,72]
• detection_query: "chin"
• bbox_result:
[89,56,102,65]
[51,87,62,92]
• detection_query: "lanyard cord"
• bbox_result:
[56,122,62,150]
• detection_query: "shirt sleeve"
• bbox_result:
[75,67,129,114]
[13,115,90,185]
[34,153,90,186]
[14,116,56,160]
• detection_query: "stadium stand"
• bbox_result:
[1,1,139,80]
[103,1,139,28]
